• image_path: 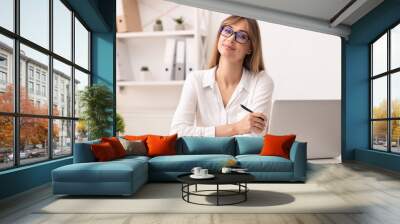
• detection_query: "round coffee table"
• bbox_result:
[177,172,255,206]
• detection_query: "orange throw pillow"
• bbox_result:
[101,137,127,158]
[260,134,296,159]
[124,135,149,142]
[146,134,178,157]
[91,142,117,161]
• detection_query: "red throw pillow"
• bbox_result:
[260,134,296,159]
[91,142,117,161]
[101,137,127,158]
[146,134,178,157]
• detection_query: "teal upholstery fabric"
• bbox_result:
[148,154,235,172]
[52,158,148,195]
[236,155,293,172]
[235,137,263,155]
[73,140,100,163]
[290,141,307,181]
[176,137,236,155]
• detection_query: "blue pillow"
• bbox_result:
[235,137,264,155]
[73,139,100,163]
[176,137,236,155]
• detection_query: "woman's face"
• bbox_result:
[217,19,252,63]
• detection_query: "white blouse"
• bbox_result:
[169,66,274,137]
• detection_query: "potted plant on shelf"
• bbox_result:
[138,66,151,81]
[79,84,113,140]
[173,16,185,30]
[153,19,163,31]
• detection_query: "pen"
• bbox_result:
[240,104,265,121]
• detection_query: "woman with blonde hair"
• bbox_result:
[170,15,274,137]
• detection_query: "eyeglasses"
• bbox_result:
[219,25,250,44]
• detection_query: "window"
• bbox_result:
[0,53,7,87]
[0,0,91,170]
[28,81,34,94]
[42,85,46,97]
[0,71,6,85]
[28,67,34,80]
[371,23,400,154]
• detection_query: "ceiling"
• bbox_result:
[166,0,384,38]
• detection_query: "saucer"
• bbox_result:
[190,174,215,179]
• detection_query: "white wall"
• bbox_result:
[207,12,341,100]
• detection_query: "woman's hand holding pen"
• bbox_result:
[235,112,266,134]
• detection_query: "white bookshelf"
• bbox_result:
[117,30,196,39]
[117,80,184,87]
[116,0,211,135]
[116,0,210,85]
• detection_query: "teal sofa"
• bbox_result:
[52,136,307,196]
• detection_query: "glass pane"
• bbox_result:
[53,0,72,60]
[372,121,388,151]
[20,117,49,165]
[75,18,89,70]
[0,116,13,170]
[75,120,88,143]
[0,35,14,112]
[392,72,400,118]
[53,119,72,157]
[372,33,387,76]
[0,0,14,31]
[20,0,49,49]
[53,59,72,117]
[372,77,387,119]
[20,44,49,115]
[391,24,400,70]
[392,120,400,153]
[74,69,89,118]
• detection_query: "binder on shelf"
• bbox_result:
[185,38,197,78]
[174,39,186,80]
[163,38,176,81]
[117,0,142,33]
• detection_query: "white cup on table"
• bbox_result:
[191,167,202,176]
[200,169,208,176]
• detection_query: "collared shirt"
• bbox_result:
[169,66,274,137]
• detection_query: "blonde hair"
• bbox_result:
[208,15,265,74]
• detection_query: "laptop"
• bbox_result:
[268,100,341,159]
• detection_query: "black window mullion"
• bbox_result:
[71,10,76,154]
[49,0,54,160]
[386,29,392,152]
[13,0,20,167]
[370,45,373,149]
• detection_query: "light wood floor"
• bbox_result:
[1,161,400,224]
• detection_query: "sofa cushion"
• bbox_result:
[260,134,296,159]
[235,137,263,155]
[236,155,293,172]
[74,140,101,163]
[101,137,127,158]
[147,134,178,157]
[91,142,118,161]
[176,137,236,155]
[52,158,147,183]
[148,154,235,172]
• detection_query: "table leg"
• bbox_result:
[217,184,219,206]
[245,183,247,201]
[195,184,197,192]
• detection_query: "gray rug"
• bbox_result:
[38,183,362,214]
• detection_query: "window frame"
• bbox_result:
[370,20,400,154]
[0,0,92,171]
